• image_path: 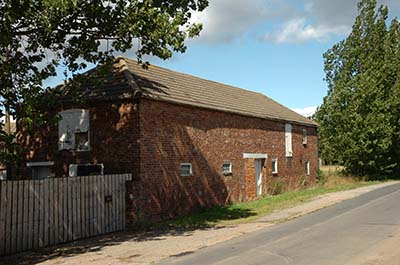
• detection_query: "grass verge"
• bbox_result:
[144,179,381,230]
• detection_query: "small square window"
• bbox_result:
[180,163,192,177]
[272,158,278,174]
[305,161,310,176]
[222,162,232,175]
[302,129,307,145]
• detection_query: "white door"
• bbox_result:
[255,159,263,196]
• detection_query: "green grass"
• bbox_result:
[145,181,381,230]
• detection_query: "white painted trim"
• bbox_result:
[272,158,278,174]
[26,161,55,167]
[255,159,263,196]
[243,153,268,159]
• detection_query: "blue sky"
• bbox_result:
[45,0,400,117]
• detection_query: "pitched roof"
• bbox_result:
[62,57,318,127]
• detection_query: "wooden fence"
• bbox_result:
[0,173,131,256]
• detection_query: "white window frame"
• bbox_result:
[285,124,293,157]
[180,163,193,177]
[306,161,310,176]
[222,162,233,175]
[302,129,307,145]
[272,158,278,174]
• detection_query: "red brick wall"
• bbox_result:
[23,100,141,179]
[131,99,318,221]
[23,100,143,223]
[25,97,318,223]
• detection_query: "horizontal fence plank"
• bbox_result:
[0,174,130,256]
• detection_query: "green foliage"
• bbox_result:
[141,181,379,229]
[298,175,311,187]
[315,0,400,178]
[0,0,208,165]
[0,132,22,166]
[316,170,328,185]
[270,178,289,195]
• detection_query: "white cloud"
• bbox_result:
[190,0,298,44]
[190,0,269,43]
[265,0,400,43]
[189,0,400,44]
[264,18,350,44]
[291,105,318,117]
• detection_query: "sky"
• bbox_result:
[45,0,400,117]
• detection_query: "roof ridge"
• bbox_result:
[115,57,142,96]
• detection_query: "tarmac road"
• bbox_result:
[160,183,400,265]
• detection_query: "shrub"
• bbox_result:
[317,170,328,186]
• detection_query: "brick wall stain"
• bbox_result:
[25,98,318,223]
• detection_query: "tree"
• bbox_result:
[0,0,208,169]
[315,0,400,178]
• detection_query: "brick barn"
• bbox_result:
[25,57,318,222]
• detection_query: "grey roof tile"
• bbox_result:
[61,57,318,127]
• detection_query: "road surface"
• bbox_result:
[160,183,400,265]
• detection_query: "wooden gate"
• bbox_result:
[0,173,131,256]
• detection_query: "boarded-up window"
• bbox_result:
[285,124,293,157]
[32,166,52,180]
[302,129,307,145]
[27,161,54,179]
[69,164,104,177]
[59,109,90,151]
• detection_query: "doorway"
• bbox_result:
[243,153,267,200]
[255,159,263,196]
